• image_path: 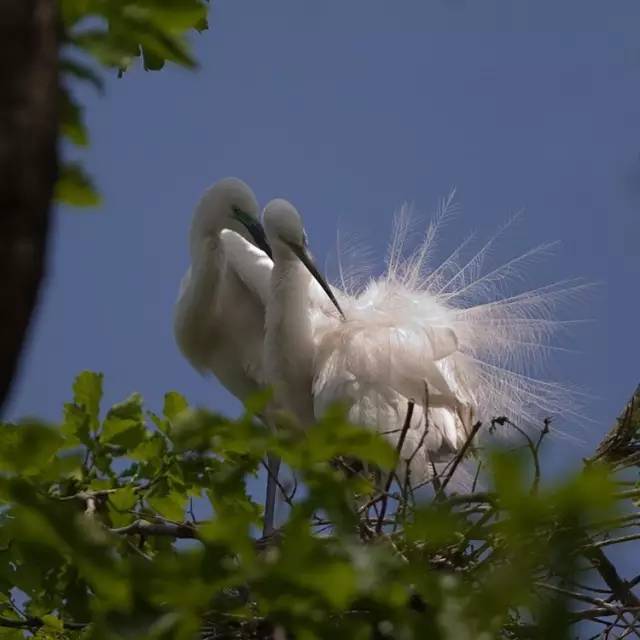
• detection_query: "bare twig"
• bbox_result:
[405,384,431,472]
[376,401,414,534]
[110,519,199,540]
[535,581,625,611]
[536,418,551,454]
[471,459,482,493]
[492,416,543,494]
[437,420,483,497]
[427,454,442,494]
[0,615,87,631]
[589,534,640,550]
[582,544,640,609]
[58,488,118,501]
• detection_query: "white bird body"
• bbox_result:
[174,178,273,403]
[263,196,580,483]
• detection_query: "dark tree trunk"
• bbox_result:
[0,0,58,412]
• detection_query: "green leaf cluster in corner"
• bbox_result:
[55,0,210,209]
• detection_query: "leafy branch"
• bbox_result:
[57,0,210,208]
[1,373,639,639]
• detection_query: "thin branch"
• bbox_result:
[589,534,640,550]
[405,383,431,471]
[492,416,543,494]
[58,488,118,501]
[110,519,199,540]
[535,581,622,611]
[0,615,87,631]
[471,459,482,493]
[437,420,483,497]
[376,400,414,534]
[582,544,640,610]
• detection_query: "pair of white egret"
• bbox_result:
[174,178,575,535]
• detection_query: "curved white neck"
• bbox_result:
[265,254,316,425]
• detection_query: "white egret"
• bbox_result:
[174,178,280,533]
[263,195,582,483]
[174,178,273,400]
[259,199,344,529]
[262,199,344,427]
[263,199,466,481]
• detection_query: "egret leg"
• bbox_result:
[263,452,281,537]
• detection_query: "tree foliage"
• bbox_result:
[1,374,639,639]
[57,0,210,207]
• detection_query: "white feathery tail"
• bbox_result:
[312,193,587,482]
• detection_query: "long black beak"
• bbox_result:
[245,220,273,259]
[286,241,344,318]
[233,208,273,259]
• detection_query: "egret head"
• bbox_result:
[263,198,344,318]
[191,178,272,258]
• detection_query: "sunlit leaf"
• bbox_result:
[61,401,91,445]
[41,614,64,630]
[148,492,187,522]
[163,391,188,422]
[72,371,103,431]
[55,163,101,207]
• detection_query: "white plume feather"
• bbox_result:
[311,196,586,481]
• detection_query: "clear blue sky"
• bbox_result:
[6,0,640,467]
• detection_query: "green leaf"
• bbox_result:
[101,392,146,448]
[122,2,208,32]
[70,29,140,71]
[72,371,103,431]
[60,0,92,27]
[59,86,89,147]
[55,163,101,207]
[0,424,65,476]
[101,417,146,448]
[141,45,166,71]
[281,412,396,471]
[106,392,144,422]
[108,485,138,527]
[148,489,187,522]
[61,57,105,93]
[41,614,64,630]
[163,391,188,422]
[109,486,138,513]
[129,434,165,462]
[61,402,91,445]
[170,409,239,453]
